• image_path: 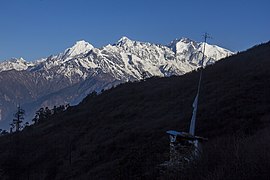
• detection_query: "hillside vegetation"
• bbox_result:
[0,42,270,179]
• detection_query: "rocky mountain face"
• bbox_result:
[0,37,233,128]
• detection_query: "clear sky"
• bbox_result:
[0,0,269,61]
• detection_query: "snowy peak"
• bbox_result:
[9,57,26,63]
[167,37,233,66]
[116,36,134,47]
[168,37,198,54]
[199,42,232,60]
[64,40,94,57]
[0,57,33,72]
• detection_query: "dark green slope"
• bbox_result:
[0,41,270,179]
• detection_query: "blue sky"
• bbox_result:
[0,0,269,61]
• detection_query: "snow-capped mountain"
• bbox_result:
[0,58,35,72]
[0,37,233,128]
[63,40,94,58]
[168,38,232,65]
[0,37,232,80]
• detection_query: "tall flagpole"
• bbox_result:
[189,33,211,136]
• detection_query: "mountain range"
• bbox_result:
[0,37,233,128]
[0,41,269,179]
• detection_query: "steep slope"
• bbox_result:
[0,37,233,128]
[0,41,269,179]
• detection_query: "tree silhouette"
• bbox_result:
[32,107,46,123]
[32,114,39,124]
[45,107,51,118]
[32,106,63,124]
[11,105,25,132]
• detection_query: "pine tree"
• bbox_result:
[12,105,25,132]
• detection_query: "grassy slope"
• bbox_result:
[0,42,270,179]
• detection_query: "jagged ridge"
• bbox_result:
[0,37,233,80]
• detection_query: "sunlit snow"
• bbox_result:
[0,37,234,81]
